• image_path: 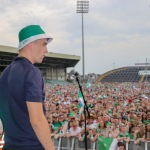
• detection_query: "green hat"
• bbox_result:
[144,120,150,125]
[108,109,112,114]
[69,111,75,118]
[18,25,53,51]
[114,102,118,106]
[106,122,111,126]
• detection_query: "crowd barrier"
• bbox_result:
[0,137,149,149]
[52,137,150,150]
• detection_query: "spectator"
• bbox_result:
[67,121,81,138]
[146,110,150,122]
[111,113,120,128]
[117,142,126,150]
[136,112,142,121]
[134,123,149,144]
[87,128,99,142]
[86,114,97,131]
[108,123,119,138]
[130,116,141,128]
[145,123,150,141]
[130,127,139,140]
[142,112,147,123]
[117,123,130,143]
[78,128,85,141]
[127,108,136,124]
[63,96,71,105]
[121,116,130,129]
[102,113,110,123]
[51,114,62,137]
[97,120,107,137]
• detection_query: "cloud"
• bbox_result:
[0,0,150,74]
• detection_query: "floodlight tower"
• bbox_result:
[76,0,89,80]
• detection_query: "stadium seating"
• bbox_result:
[98,66,150,83]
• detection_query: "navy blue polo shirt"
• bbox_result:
[0,57,46,147]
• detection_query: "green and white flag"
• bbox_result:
[98,136,118,150]
[78,91,84,114]
[85,81,91,88]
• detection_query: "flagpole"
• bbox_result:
[75,74,90,150]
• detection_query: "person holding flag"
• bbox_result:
[98,122,118,150]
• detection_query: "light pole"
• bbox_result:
[76,0,89,80]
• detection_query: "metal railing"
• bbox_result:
[0,136,149,149]
[52,137,150,150]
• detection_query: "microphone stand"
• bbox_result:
[74,73,90,150]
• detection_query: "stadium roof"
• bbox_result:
[0,45,80,69]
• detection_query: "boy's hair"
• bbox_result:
[118,142,125,148]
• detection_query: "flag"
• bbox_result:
[98,136,118,150]
[78,91,84,114]
[85,81,91,88]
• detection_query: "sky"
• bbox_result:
[0,0,150,75]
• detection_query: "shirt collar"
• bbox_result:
[13,57,32,64]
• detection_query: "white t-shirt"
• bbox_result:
[69,127,81,136]
[63,100,71,105]
[87,122,98,129]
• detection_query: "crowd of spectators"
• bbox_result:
[0,81,150,149]
[44,81,150,149]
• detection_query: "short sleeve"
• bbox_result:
[24,67,43,102]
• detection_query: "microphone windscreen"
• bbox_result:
[69,69,76,75]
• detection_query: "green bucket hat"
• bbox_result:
[108,109,112,114]
[106,122,111,126]
[114,102,118,106]
[18,25,53,51]
[69,111,75,118]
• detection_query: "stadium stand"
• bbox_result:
[45,79,70,85]
[0,45,80,80]
[97,66,150,83]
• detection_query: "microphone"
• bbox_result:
[69,69,79,76]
